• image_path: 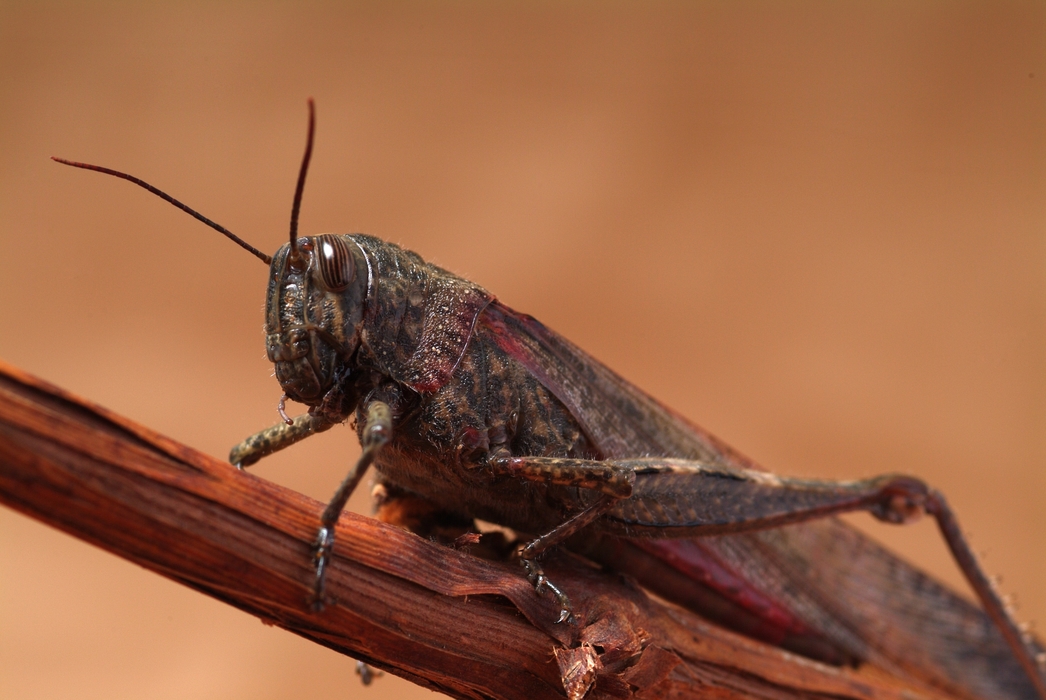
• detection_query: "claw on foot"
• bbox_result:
[521,557,573,623]
[312,525,334,611]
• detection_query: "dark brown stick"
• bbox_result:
[0,359,953,700]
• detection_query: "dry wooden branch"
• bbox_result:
[0,359,950,700]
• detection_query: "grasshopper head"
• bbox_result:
[263,100,371,408]
[54,101,365,411]
[265,234,368,405]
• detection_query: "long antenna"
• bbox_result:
[51,157,273,265]
[287,99,316,267]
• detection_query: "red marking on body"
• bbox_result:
[633,539,820,641]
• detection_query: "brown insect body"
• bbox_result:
[267,233,602,533]
[52,104,1045,700]
[265,232,1040,700]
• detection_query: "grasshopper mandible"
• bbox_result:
[54,101,1046,700]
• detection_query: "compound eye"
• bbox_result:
[313,234,355,291]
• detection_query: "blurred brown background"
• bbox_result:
[1,2,1043,699]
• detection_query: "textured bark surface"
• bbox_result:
[0,359,951,700]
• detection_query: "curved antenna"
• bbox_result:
[287,99,316,266]
[51,156,273,265]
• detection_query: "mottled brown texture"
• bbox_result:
[2,5,1043,698]
[0,359,964,700]
[248,226,1042,698]
[229,412,336,468]
[495,456,636,498]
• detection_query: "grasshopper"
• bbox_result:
[55,101,1046,700]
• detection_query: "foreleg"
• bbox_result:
[229,412,337,468]
[312,400,392,610]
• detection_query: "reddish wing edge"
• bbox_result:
[482,300,1041,700]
